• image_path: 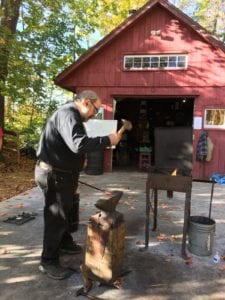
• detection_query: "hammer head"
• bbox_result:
[95,190,123,212]
[121,119,132,131]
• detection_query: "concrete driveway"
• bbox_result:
[1,171,225,300]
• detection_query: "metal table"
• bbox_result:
[145,173,192,259]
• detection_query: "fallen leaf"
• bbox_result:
[0,213,7,217]
[156,234,165,241]
[161,204,169,209]
[0,248,10,255]
[16,205,24,209]
[185,257,193,265]
[123,201,130,206]
[169,235,176,241]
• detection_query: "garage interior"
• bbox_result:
[113,97,194,172]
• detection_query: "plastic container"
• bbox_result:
[213,252,220,263]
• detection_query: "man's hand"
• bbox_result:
[108,132,121,146]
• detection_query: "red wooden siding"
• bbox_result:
[62,5,225,90]
[56,1,225,179]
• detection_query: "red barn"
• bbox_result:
[55,0,225,180]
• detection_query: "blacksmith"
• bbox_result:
[35,90,121,280]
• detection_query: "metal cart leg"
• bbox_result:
[182,189,191,259]
[152,189,158,231]
[145,181,150,248]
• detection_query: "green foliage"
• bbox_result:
[175,0,225,42]
[4,0,99,145]
[92,0,149,35]
[194,0,225,41]
[2,0,225,147]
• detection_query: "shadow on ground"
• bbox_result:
[1,171,225,299]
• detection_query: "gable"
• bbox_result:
[55,0,225,91]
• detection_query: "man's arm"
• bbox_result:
[58,110,120,154]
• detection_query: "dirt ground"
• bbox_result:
[0,157,36,201]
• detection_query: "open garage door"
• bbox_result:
[113,96,194,172]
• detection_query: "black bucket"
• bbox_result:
[188,216,216,256]
[85,150,104,175]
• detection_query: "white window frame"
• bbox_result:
[204,108,225,129]
[123,54,188,70]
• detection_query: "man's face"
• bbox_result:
[83,98,101,121]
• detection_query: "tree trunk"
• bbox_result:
[0,95,4,128]
[0,0,22,128]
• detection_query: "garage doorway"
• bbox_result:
[113,96,194,172]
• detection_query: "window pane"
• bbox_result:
[143,57,150,68]
[124,57,133,69]
[150,57,159,68]
[169,56,177,67]
[177,56,186,67]
[133,57,142,68]
[160,56,168,68]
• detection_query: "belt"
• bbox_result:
[37,160,73,174]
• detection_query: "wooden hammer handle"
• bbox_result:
[117,125,127,137]
[117,119,132,137]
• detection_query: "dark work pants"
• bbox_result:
[35,164,79,264]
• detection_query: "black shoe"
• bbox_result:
[60,242,83,255]
[39,262,74,280]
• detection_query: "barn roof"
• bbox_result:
[55,0,225,90]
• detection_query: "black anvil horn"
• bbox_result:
[95,190,123,212]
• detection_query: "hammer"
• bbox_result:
[117,119,132,137]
